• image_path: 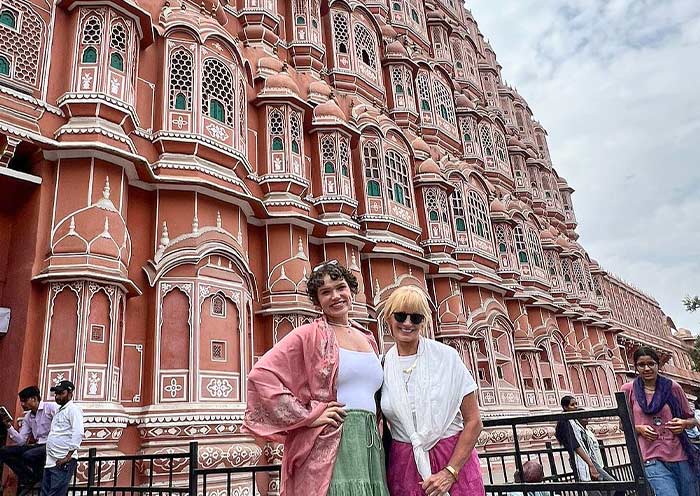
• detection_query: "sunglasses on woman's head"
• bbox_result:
[393,312,425,325]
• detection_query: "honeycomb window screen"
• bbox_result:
[495,224,509,253]
[168,48,193,111]
[527,228,544,269]
[290,111,302,154]
[321,135,336,174]
[339,136,350,177]
[353,23,377,70]
[238,79,247,148]
[514,225,528,263]
[211,294,226,317]
[202,58,234,126]
[110,23,126,52]
[332,11,349,54]
[0,1,43,88]
[416,72,431,111]
[467,191,491,240]
[479,124,494,157]
[90,324,105,344]
[494,131,508,163]
[385,149,411,208]
[211,340,227,361]
[82,16,102,45]
[269,109,285,151]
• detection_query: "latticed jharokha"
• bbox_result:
[0,0,697,488]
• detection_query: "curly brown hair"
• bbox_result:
[307,261,359,306]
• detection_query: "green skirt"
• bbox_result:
[328,410,390,496]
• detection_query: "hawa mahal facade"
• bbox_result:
[0,0,698,471]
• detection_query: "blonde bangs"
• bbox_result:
[382,286,433,333]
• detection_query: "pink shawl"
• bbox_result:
[243,318,379,496]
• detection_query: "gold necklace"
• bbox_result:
[328,320,352,334]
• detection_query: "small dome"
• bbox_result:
[490,198,507,214]
[308,79,332,98]
[314,99,346,121]
[455,93,470,108]
[411,136,431,155]
[555,236,570,249]
[258,56,284,73]
[540,229,554,241]
[381,24,398,39]
[417,158,440,175]
[676,328,692,338]
[386,40,407,57]
[265,70,301,97]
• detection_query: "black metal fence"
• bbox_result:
[1,392,649,496]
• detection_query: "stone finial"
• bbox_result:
[68,216,76,235]
[297,237,308,260]
[375,279,381,294]
[192,215,199,233]
[159,221,170,249]
[103,177,111,200]
[216,211,222,228]
[350,252,360,271]
[237,229,243,245]
[101,217,111,239]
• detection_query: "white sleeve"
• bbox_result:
[67,407,84,450]
[454,351,478,398]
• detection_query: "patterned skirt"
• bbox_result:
[387,433,485,496]
[328,410,390,496]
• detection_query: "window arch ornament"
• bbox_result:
[318,133,353,197]
[526,227,545,270]
[433,78,456,125]
[363,142,382,198]
[450,187,467,233]
[424,187,452,242]
[495,223,516,270]
[330,9,381,86]
[266,106,304,176]
[353,23,377,70]
[390,65,415,112]
[467,191,491,240]
[513,225,529,265]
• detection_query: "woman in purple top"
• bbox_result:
[620,346,699,496]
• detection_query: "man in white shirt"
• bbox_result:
[1,386,59,490]
[40,381,83,496]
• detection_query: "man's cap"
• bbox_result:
[50,380,75,393]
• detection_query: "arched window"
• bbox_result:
[0,55,9,76]
[210,99,225,122]
[332,12,349,54]
[81,47,97,64]
[82,16,102,45]
[479,124,494,157]
[339,137,350,177]
[385,149,411,208]
[495,225,509,254]
[109,53,123,70]
[0,9,16,28]
[526,228,544,269]
[433,79,455,125]
[393,2,402,10]
[269,109,284,151]
[450,188,467,232]
[290,112,302,154]
[169,49,193,111]
[109,23,126,71]
[416,72,431,111]
[202,58,234,126]
[321,136,336,173]
[353,23,377,70]
[296,16,306,25]
[495,131,508,162]
[514,226,528,263]
[467,191,491,240]
[363,142,381,197]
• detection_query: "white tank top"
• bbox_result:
[336,348,384,413]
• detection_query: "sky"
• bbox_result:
[468,0,700,332]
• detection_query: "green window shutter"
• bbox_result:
[429,211,438,221]
[109,53,124,71]
[456,218,466,232]
[0,55,9,76]
[272,137,284,151]
[82,47,97,64]
[0,10,16,28]
[210,99,225,123]
[324,161,335,173]
[367,181,381,197]
[174,93,187,110]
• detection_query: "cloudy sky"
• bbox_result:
[468,0,700,331]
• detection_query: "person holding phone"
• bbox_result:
[41,380,83,496]
[621,347,699,496]
[0,386,58,493]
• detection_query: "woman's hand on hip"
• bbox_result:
[310,402,347,428]
[421,469,455,496]
[635,425,658,441]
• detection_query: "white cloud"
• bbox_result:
[468,0,700,330]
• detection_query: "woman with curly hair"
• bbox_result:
[244,261,389,496]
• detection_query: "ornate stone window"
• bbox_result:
[424,187,452,242]
[514,226,528,263]
[354,23,377,70]
[467,191,491,240]
[331,10,380,85]
[479,123,494,157]
[168,49,193,111]
[321,135,336,174]
[0,54,9,76]
[332,11,350,54]
[450,188,467,232]
[390,65,415,111]
[269,109,285,151]
[433,78,456,125]
[0,8,16,29]
[363,142,382,197]
[292,0,321,44]
[526,228,544,269]
[494,130,508,163]
[0,0,45,92]
[385,149,412,208]
[390,0,426,36]
[202,58,234,126]
[416,72,431,111]
[109,22,126,71]
[290,111,302,154]
[211,295,226,317]
[319,133,352,197]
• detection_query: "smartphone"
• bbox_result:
[0,406,13,423]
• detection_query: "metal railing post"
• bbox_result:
[615,391,650,496]
[188,441,198,496]
[599,439,609,468]
[86,448,97,496]
[545,441,557,479]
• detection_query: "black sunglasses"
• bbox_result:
[393,312,425,325]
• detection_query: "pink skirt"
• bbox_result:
[387,433,485,496]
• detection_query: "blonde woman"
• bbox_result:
[380,287,485,496]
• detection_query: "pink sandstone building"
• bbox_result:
[0,0,698,471]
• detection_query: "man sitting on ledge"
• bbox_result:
[1,386,59,494]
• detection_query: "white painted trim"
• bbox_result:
[0,167,42,184]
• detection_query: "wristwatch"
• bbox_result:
[444,465,459,481]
